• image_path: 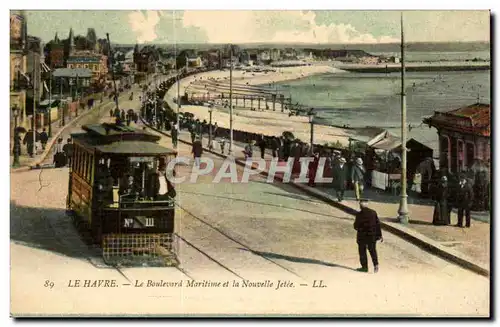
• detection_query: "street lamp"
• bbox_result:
[208,103,214,150]
[398,12,409,224]
[308,109,315,155]
[12,106,21,168]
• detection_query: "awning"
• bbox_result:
[368,132,402,151]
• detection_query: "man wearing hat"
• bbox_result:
[352,157,366,201]
[333,157,348,202]
[455,173,474,228]
[354,199,383,273]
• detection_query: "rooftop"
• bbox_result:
[71,123,177,155]
[423,103,490,137]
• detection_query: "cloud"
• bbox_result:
[128,10,162,44]
[182,11,399,44]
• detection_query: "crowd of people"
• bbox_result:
[138,69,490,231]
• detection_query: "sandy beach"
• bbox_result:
[166,65,353,146]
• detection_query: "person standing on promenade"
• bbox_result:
[243,140,254,160]
[62,138,74,168]
[455,173,474,228]
[271,137,279,158]
[23,129,35,157]
[39,128,48,151]
[354,199,383,273]
[53,138,66,168]
[192,137,203,168]
[219,137,226,155]
[432,176,450,225]
[171,123,179,149]
[257,136,267,159]
[308,152,320,187]
[352,158,366,201]
[333,157,348,202]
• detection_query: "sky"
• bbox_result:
[24,10,490,45]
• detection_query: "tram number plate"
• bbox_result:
[130,157,154,163]
[123,217,155,228]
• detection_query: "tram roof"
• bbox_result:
[80,123,161,142]
[71,123,177,155]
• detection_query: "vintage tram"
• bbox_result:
[67,122,178,266]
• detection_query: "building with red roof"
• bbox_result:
[423,103,490,173]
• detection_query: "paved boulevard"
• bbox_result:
[10,86,489,317]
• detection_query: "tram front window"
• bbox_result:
[96,156,175,205]
[118,156,175,201]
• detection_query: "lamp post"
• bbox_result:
[228,45,234,156]
[59,77,64,127]
[398,12,409,224]
[308,109,315,155]
[48,68,52,137]
[208,103,214,150]
[12,106,21,168]
[75,74,79,117]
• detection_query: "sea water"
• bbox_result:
[275,54,490,156]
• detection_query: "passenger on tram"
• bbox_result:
[119,175,139,199]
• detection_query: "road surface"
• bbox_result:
[10,84,489,317]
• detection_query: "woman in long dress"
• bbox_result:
[432,176,450,225]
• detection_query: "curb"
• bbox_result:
[142,120,490,278]
[11,99,118,174]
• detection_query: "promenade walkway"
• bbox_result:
[144,122,490,276]
[10,91,134,172]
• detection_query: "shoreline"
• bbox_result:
[166,66,354,146]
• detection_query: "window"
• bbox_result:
[84,64,88,69]
[84,152,89,181]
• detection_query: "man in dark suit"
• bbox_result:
[333,157,348,202]
[354,199,383,273]
[455,173,474,228]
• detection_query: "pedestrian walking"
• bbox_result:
[283,137,292,161]
[243,140,253,160]
[308,152,320,187]
[352,158,366,201]
[23,129,35,157]
[455,173,474,228]
[109,109,113,118]
[354,199,383,273]
[53,138,66,168]
[62,138,74,168]
[39,128,49,150]
[271,137,279,158]
[190,130,196,144]
[171,123,179,149]
[432,176,450,225]
[257,136,266,159]
[219,138,226,155]
[333,157,348,202]
[192,138,203,167]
